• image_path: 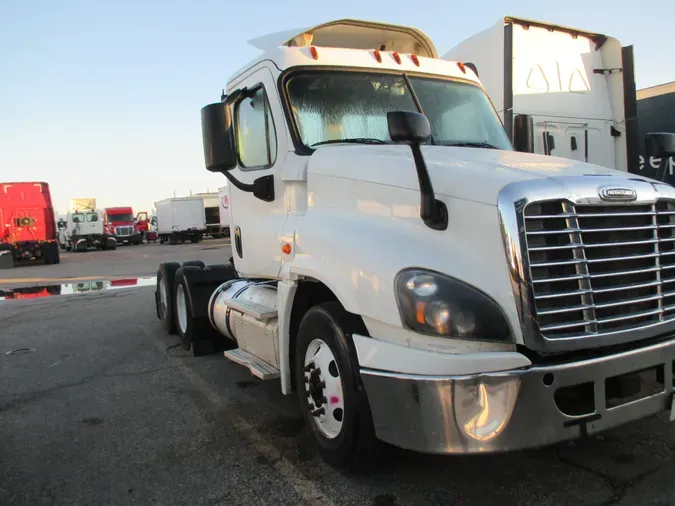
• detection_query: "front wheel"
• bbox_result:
[294,302,378,471]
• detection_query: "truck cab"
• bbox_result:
[155,19,675,470]
[64,209,115,252]
[104,206,142,245]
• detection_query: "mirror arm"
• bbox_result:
[410,143,448,231]
[222,172,275,203]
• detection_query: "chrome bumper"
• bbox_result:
[360,337,675,454]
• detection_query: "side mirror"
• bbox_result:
[645,132,675,158]
[512,114,534,153]
[201,102,237,173]
[387,111,432,144]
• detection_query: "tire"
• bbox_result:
[182,260,206,269]
[173,266,223,356]
[0,250,14,269]
[190,236,199,244]
[169,234,178,245]
[155,262,181,334]
[43,242,60,265]
[294,301,378,471]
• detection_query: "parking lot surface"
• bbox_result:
[3,240,675,505]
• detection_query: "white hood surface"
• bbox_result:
[307,145,651,205]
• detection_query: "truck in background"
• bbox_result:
[63,208,116,252]
[637,81,675,182]
[443,16,637,173]
[217,184,231,238]
[194,192,222,238]
[155,197,206,245]
[0,181,60,268]
[152,18,675,470]
[134,211,158,243]
[104,206,142,246]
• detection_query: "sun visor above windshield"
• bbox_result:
[247,19,438,59]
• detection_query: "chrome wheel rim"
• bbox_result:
[303,338,344,439]
[159,278,168,319]
[176,284,188,334]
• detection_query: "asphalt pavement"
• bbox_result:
[3,241,675,505]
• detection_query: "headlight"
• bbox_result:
[394,269,513,342]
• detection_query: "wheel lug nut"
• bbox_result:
[312,407,325,417]
[303,363,315,372]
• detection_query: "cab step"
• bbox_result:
[226,299,277,321]
[223,348,280,380]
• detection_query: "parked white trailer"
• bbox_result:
[217,184,231,238]
[443,16,638,173]
[155,197,206,245]
[153,18,675,471]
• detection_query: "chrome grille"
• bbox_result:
[524,199,675,339]
[115,226,134,237]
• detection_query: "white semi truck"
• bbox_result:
[154,18,675,470]
[63,208,116,252]
[443,16,640,174]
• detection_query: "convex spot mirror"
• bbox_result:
[387,110,432,144]
[512,114,534,153]
[201,102,236,173]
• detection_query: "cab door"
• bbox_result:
[227,65,288,278]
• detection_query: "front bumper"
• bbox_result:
[360,337,675,454]
[113,232,141,244]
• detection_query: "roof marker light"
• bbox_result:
[457,61,466,74]
[392,52,402,64]
[310,46,318,60]
[411,54,420,66]
[373,50,382,63]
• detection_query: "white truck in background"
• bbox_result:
[155,197,206,245]
[196,192,223,238]
[443,16,639,173]
[152,18,675,471]
[217,184,231,238]
[64,208,116,252]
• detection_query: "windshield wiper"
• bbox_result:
[311,138,388,147]
[444,141,499,149]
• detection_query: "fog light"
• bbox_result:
[454,377,520,442]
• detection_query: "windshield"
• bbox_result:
[285,71,512,151]
[72,213,85,223]
[108,213,133,222]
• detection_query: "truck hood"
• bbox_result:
[307,145,652,205]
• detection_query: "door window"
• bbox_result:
[234,86,277,169]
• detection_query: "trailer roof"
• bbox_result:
[502,16,610,48]
[637,81,675,100]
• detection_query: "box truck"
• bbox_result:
[156,197,206,244]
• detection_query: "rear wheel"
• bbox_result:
[294,302,378,471]
[155,262,181,334]
[43,242,60,265]
[173,266,231,356]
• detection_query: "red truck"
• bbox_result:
[0,181,60,268]
[134,211,157,242]
[103,206,142,246]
